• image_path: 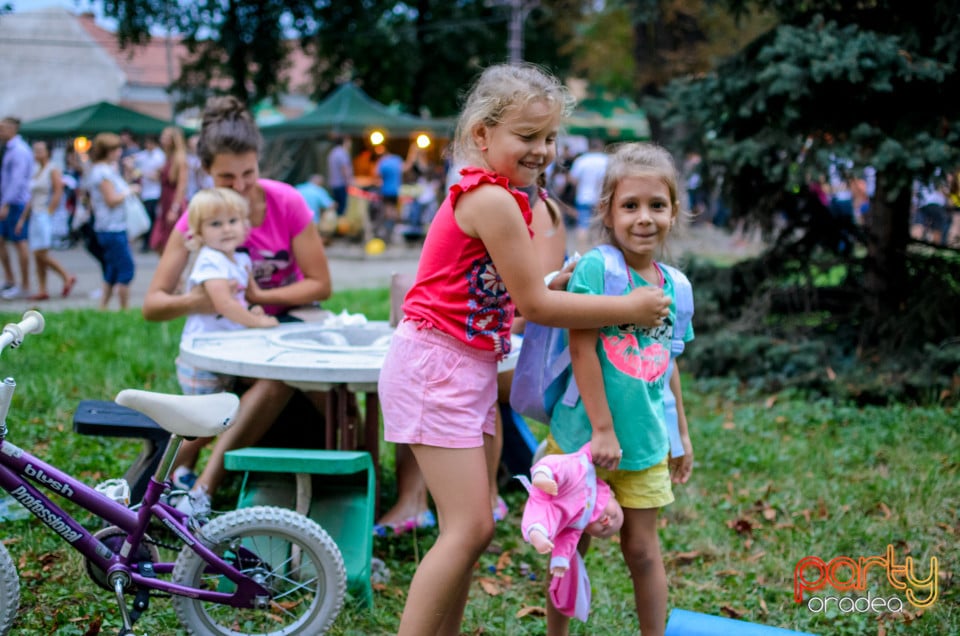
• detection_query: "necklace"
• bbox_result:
[631,262,664,288]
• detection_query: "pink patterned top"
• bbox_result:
[401,167,533,357]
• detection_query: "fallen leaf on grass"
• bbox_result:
[516,605,546,618]
[746,550,766,562]
[722,420,736,430]
[816,498,829,519]
[761,507,777,521]
[669,550,701,565]
[726,516,756,537]
[81,615,102,636]
[496,551,512,573]
[720,605,746,619]
[372,583,405,598]
[714,569,743,577]
[764,395,777,408]
[876,502,892,519]
[478,577,501,596]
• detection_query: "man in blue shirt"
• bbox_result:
[375,146,405,242]
[0,117,34,299]
[326,136,353,217]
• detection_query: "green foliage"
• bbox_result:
[681,252,960,404]
[2,307,956,633]
[653,0,960,331]
[98,0,581,117]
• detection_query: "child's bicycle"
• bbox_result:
[0,311,346,635]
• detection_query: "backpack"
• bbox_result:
[510,245,694,456]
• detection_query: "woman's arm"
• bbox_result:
[569,327,621,470]
[458,185,669,329]
[98,173,129,208]
[142,229,219,321]
[14,200,30,231]
[245,223,333,308]
[203,278,278,328]
[49,167,64,214]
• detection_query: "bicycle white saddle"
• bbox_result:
[115,389,239,438]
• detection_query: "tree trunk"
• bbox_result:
[862,173,912,344]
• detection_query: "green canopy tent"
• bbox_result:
[260,83,446,184]
[260,83,438,139]
[566,95,650,142]
[19,101,175,138]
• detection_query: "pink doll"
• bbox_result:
[520,443,624,621]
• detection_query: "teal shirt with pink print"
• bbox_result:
[550,248,694,472]
[175,179,313,316]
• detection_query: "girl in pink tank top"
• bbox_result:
[378,64,672,636]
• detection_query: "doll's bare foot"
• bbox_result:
[529,529,554,554]
[532,472,558,495]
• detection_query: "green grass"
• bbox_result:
[0,299,957,635]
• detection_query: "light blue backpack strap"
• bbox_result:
[659,263,694,458]
[560,245,630,409]
[595,244,630,295]
[659,263,693,359]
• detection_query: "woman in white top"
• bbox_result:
[15,141,76,300]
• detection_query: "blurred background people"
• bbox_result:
[17,140,76,300]
[0,116,33,299]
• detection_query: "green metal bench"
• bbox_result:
[223,447,375,607]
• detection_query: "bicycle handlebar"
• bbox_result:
[0,310,45,356]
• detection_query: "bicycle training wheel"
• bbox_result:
[172,506,346,635]
[0,540,20,635]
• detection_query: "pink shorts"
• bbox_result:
[379,320,498,448]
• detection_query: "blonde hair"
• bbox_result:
[593,142,686,253]
[186,187,250,250]
[161,126,188,183]
[452,63,575,167]
[90,132,122,162]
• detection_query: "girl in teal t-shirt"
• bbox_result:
[547,142,694,635]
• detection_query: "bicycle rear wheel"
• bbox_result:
[0,540,20,635]
[172,506,346,635]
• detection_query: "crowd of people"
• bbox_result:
[0,116,214,309]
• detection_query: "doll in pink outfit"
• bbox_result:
[520,443,624,621]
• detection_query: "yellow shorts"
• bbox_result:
[543,436,674,510]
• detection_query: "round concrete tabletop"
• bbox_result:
[179,319,521,391]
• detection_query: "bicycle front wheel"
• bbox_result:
[172,506,346,635]
[0,540,20,635]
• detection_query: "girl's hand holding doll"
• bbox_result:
[590,427,622,471]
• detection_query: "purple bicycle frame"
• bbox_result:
[0,438,269,605]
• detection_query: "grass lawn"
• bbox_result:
[0,295,956,635]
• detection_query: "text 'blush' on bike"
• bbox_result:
[0,311,346,636]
